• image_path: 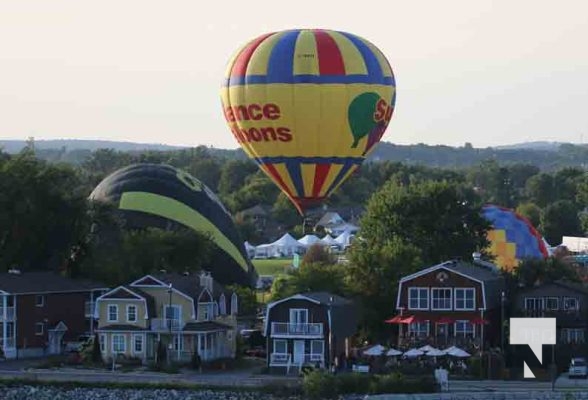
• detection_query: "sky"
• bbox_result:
[0,0,587,149]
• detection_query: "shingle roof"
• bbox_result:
[183,321,232,332]
[302,292,353,306]
[0,271,107,294]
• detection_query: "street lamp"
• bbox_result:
[167,283,173,365]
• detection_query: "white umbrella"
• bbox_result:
[403,348,424,358]
[363,344,385,356]
[426,348,447,357]
[418,345,438,353]
[444,346,471,358]
[386,348,403,356]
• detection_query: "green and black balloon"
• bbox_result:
[89,163,256,286]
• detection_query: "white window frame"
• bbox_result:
[99,334,106,353]
[408,287,429,310]
[289,309,309,324]
[564,297,579,311]
[35,295,45,307]
[408,321,429,337]
[111,334,125,353]
[311,340,324,357]
[431,287,453,311]
[126,305,137,323]
[164,304,181,321]
[561,328,585,344]
[454,320,475,337]
[107,304,119,322]
[35,322,44,335]
[545,297,559,311]
[454,288,475,311]
[133,334,144,354]
[273,339,287,354]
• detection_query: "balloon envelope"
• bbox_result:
[220,29,396,214]
[89,163,256,286]
[481,204,549,271]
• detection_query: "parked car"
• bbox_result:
[569,357,587,378]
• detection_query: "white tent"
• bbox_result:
[335,230,355,248]
[321,234,338,247]
[298,234,322,247]
[403,348,424,358]
[270,233,305,257]
[363,344,385,356]
[253,243,280,259]
[328,223,360,237]
[444,346,470,358]
[244,241,256,258]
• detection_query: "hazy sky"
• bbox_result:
[1,0,587,149]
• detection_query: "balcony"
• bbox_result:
[270,322,323,337]
[270,353,325,366]
[150,318,183,331]
[517,309,586,325]
[0,307,15,321]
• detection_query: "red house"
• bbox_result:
[392,257,504,353]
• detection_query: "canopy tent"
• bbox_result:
[403,348,424,358]
[327,222,360,236]
[298,234,322,247]
[386,348,403,356]
[244,241,256,258]
[321,234,339,247]
[253,243,281,259]
[335,230,355,248]
[270,233,305,257]
[363,344,385,356]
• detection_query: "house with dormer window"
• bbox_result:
[391,257,504,352]
[95,271,238,364]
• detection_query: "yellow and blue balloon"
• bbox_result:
[220,29,396,214]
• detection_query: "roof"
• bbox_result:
[98,324,146,331]
[128,287,157,318]
[301,292,353,306]
[0,271,107,294]
[518,280,588,296]
[183,321,232,332]
[150,272,232,302]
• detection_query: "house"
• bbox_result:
[264,292,358,373]
[392,256,504,352]
[0,269,108,359]
[95,271,239,364]
[513,280,588,345]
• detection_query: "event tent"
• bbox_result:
[298,234,322,247]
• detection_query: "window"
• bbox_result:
[107,305,118,322]
[545,297,559,311]
[219,295,226,315]
[133,334,143,353]
[290,309,308,324]
[564,297,579,311]
[173,335,183,351]
[561,329,585,344]
[231,293,238,315]
[99,334,106,352]
[127,305,137,322]
[408,321,428,337]
[432,288,452,310]
[112,334,125,353]
[35,322,44,335]
[311,340,324,355]
[408,287,429,310]
[525,297,544,310]
[454,288,475,310]
[455,320,474,337]
[35,295,45,307]
[273,339,287,354]
[165,305,181,322]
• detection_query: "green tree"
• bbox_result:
[345,238,422,340]
[271,193,301,229]
[516,202,542,228]
[226,284,258,316]
[302,244,336,266]
[525,173,555,207]
[218,160,258,198]
[541,200,583,245]
[513,257,579,288]
[269,263,347,302]
[360,180,491,264]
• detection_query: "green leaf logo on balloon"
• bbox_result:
[348,92,394,155]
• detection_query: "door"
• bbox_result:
[289,309,308,334]
[293,340,305,364]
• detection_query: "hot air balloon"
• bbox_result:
[220,29,396,214]
[89,163,256,287]
[481,204,549,271]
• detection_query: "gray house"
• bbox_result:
[263,292,358,373]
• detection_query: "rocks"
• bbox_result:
[0,385,301,400]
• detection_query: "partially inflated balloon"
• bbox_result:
[221,29,396,214]
[481,204,549,271]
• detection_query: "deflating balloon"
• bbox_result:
[220,29,396,214]
[481,204,549,271]
[89,163,256,286]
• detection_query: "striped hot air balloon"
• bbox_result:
[220,29,396,214]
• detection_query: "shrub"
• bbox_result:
[336,373,371,394]
[302,370,337,400]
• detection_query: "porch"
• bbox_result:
[269,338,327,370]
[147,329,233,363]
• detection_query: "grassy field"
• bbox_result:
[252,258,293,276]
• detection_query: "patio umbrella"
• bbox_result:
[444,346,471,358]
[470,317,489,325]
[418,345,438,353]
[426,348,447,357]
[403,348,424,358]
[386,348,403,356]
[363,344,385,356]
[384,315,404,324]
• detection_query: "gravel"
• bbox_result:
[0,386,304,400]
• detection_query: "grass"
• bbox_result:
[252,258,293,276]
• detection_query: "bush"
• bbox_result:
[302,370,337,400]
[336,373,371,395]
